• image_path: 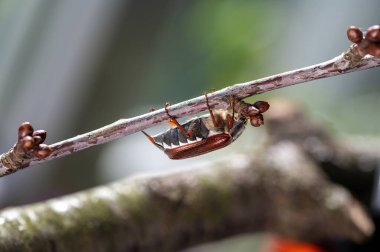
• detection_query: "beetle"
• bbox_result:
[142,94,269,159]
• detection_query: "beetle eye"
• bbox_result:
[250,114,264,127]
[253,101,270,113]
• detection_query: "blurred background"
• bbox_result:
[0,0,379,251]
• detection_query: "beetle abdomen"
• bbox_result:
[143,96,269,160]
[152,118,211,149]
[165,133,232,159]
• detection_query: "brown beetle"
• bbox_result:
[142,94,269,159]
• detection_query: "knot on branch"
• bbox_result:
[0,122,52,175]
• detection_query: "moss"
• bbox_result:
[195,172,233,223]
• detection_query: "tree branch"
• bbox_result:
[265,100,380,206]
[1,25,380,176]
[0,102,375,251]
[0,52,378,177]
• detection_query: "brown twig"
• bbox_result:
[1,26,380,177]
[0,123,52,174]
[0,99,376,252]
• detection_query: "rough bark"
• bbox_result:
[266,100,378,205]
[0,102,376,252]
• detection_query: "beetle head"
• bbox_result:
[244,101,269,127]
[253,101,270,113]
[250,113,264,127]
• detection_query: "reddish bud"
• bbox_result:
[253,101,270,113]
[21,136,35,151]
[367,43,380,57]
[33,130,47,143]
[357,39,370,56]
[33,136,43,145]
[34,144,53,159]
[18,122,34,139]
[250,114,264,127]
[366,25,380,42]
[347,26,363,43]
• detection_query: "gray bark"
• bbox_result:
[0,101,376,252]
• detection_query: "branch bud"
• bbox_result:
[34,144,53,159]
[21,136,35,151]
[367,43,380,58]
[18,122,34,139]
[347,26,363,44]
[366,25,380,42]
[33,130,47,143]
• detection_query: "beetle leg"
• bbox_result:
[164,102,193,138]
[204,92,221,128]
[225,95,237,131]
[231,96,236,118]
[231,95,236,120]
[226,114,234,131]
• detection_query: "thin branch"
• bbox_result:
[0,51,379,176]
[0,98,377,251]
